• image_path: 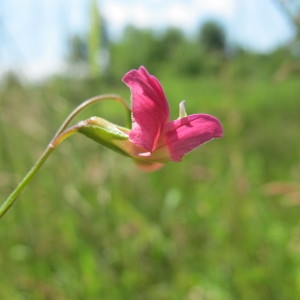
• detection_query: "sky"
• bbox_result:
[0,0,297,80]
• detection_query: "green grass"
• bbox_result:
[1,69,300,299]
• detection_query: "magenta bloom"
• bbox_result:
[122,66,223,166]
[77,66,223,171]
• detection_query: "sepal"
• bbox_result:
[77,117,132,157]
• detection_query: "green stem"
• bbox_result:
[0,94,130,219]
[52,94,131,141]
[0,144,55,219]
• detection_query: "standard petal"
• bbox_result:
[122,66,170,152]
[164,114,223,162]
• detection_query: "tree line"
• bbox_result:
[67,19,296,81]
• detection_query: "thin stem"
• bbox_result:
[0,144,55,219]
[0,94,130,219]
[51,94,131,144]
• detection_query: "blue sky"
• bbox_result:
[0,0,296,79]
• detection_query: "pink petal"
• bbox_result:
[122,66,170,152]
[164,114,223,162]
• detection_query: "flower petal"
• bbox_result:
[122,66,170,152]
[164,114,223,162]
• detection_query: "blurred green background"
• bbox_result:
[1,1,300,299]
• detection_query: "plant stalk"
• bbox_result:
[0,94,130,219]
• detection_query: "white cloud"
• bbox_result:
[102,1,131,37]
[101,0,237,39]
[131,3,155,27]
[168,3,193,27]
[193,0,235,16]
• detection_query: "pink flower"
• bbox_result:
[77,66,223,171]
[122,66,223,167]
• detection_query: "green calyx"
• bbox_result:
[77,117,132,157]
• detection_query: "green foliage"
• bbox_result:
[1,57,300,299]
[67,19,296,80]
[197,20,226,53]
[65,20,229,79]
[67,35,88,63]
